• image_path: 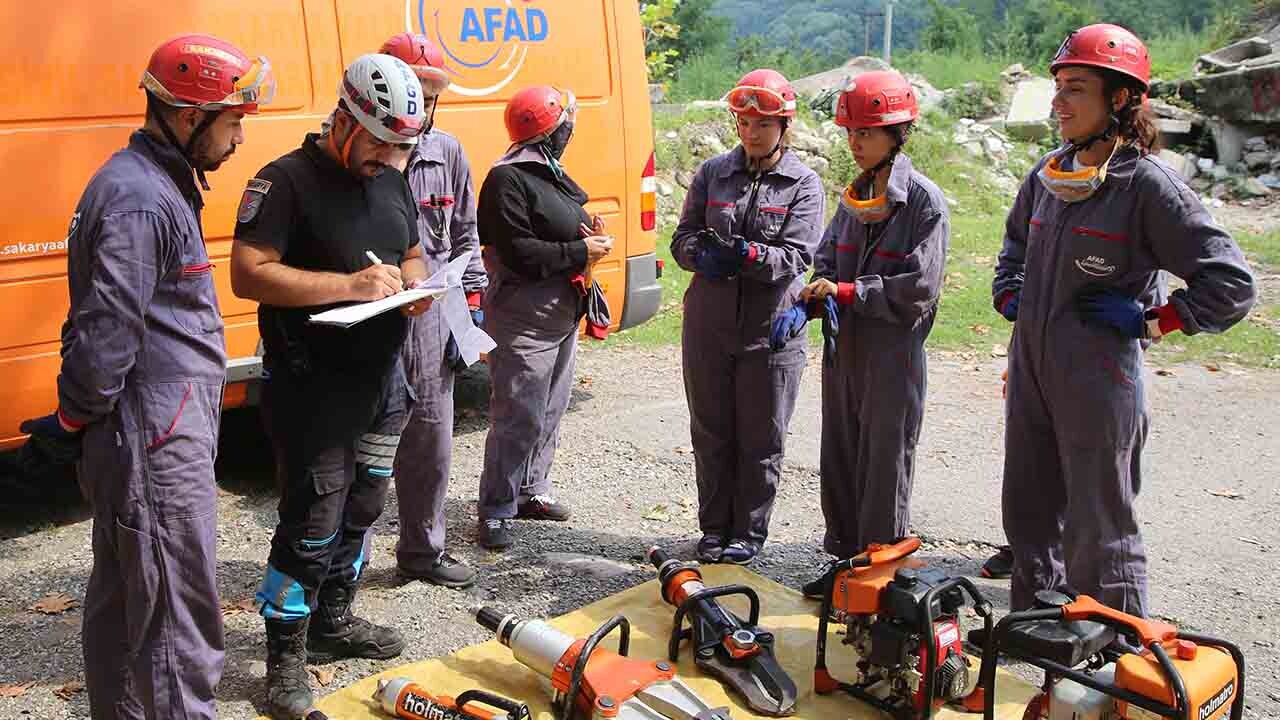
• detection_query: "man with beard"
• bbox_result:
[17,34,275,718]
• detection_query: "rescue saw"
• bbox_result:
[976,590,1245,720]
[476,607,733,720]
[648,545,798,716]
[814,536,992,719]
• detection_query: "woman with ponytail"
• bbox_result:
[992,24,1256,616]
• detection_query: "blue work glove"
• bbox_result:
[20,413,83,464]
[469,306,484,327]
[998,292,1020,322]
[770,302,810,350]
[694,247,742,280]
[1076,286,1145,338]
[820,295,840,365]
[444,333,467,372]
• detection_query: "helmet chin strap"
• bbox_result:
[148,96,219,191]
[327,114,364,172]
[748,118,789,174]
[1070,113,1119,154]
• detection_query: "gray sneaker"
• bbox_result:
[400,552,477,589]
[478,518,514,550]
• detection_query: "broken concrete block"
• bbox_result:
[1241,177,1272,197]
[1196,37,1273,74]
[1244,136,1270,152]
[1156,118,1193,135]
[1005,78,1055,140]
[1258,173,1280,190]
[1197,157,1216,173]
[1245,151,1273,170]
[1157,149,1197,180]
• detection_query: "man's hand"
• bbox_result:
[401,297,433,317]
[349,264,403,301]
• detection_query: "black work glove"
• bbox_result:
[20,413,83,465]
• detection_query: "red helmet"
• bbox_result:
[380,32,450,94]
[834,70,919,129]
[505,85,576,144]
[724,69,797,118]
[140,34,275,113]
[1050,24,1151,90]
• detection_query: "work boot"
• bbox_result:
[307,583,404,664]
[478,518,514,550]
[981,546,1014,579]
[399,552,477,589]
[265,617,314,720]
[516,494,572,521]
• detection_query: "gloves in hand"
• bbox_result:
[1075,285,1145,338]
[998,292,1020,322]
[820,295,840,365]
[770,302,810,350]
[444,334,467,373]
[19,413,83,465]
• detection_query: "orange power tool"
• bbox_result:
[476,607,732,720]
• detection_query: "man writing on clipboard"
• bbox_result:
[229,54,430,719]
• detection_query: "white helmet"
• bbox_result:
[338,53,426,145]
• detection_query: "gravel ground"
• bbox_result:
[1,345,1277,719]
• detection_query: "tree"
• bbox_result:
[668,0,733,60]
[921,0,982,54]
[641,0,682,82]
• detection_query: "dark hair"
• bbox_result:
[1098,69,1160,154]
[144,91,180,122]
[884,120,917,149]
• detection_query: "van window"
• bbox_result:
[334,1,612,102]
[0,2,311,124]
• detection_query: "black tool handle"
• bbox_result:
[648,546,675,569]
[669,584,761,661]
[456,690,532,720]
[563,614,630,720]
[476,607,506,633]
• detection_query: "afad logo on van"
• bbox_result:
[411,0,549,97]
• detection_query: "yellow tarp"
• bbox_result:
[299,565,1037,720]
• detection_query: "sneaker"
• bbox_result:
[478,518,514,550]
[981,546,1014,579]
[696,535,724,563]
[516,494,572,521]
[720,540,759,565]
[400,552,477,589]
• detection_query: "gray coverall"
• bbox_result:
[393,129,488,573]
[811,155,950,559]
[671,146,825,550]
[994,146,1256,615]
[58,130,225,719]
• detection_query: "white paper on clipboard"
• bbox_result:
[307,255,464,329]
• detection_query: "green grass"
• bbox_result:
[896,50,1012,90]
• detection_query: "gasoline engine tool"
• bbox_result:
[373,677,531,720]
[647,546,797,716]
[814,536,992,719]
[476,607,733,720]
[976,591,1245,720]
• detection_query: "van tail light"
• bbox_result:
[641,150,657,231]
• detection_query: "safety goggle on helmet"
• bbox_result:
[140,37,277,113]
[722,69,798,118]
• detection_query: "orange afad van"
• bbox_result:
[0,1,660,452]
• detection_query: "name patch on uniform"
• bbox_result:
[237,178,272,223]
[1075,255,1117,277]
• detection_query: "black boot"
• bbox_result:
[307,583,404,663]
[265,617,314,720]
